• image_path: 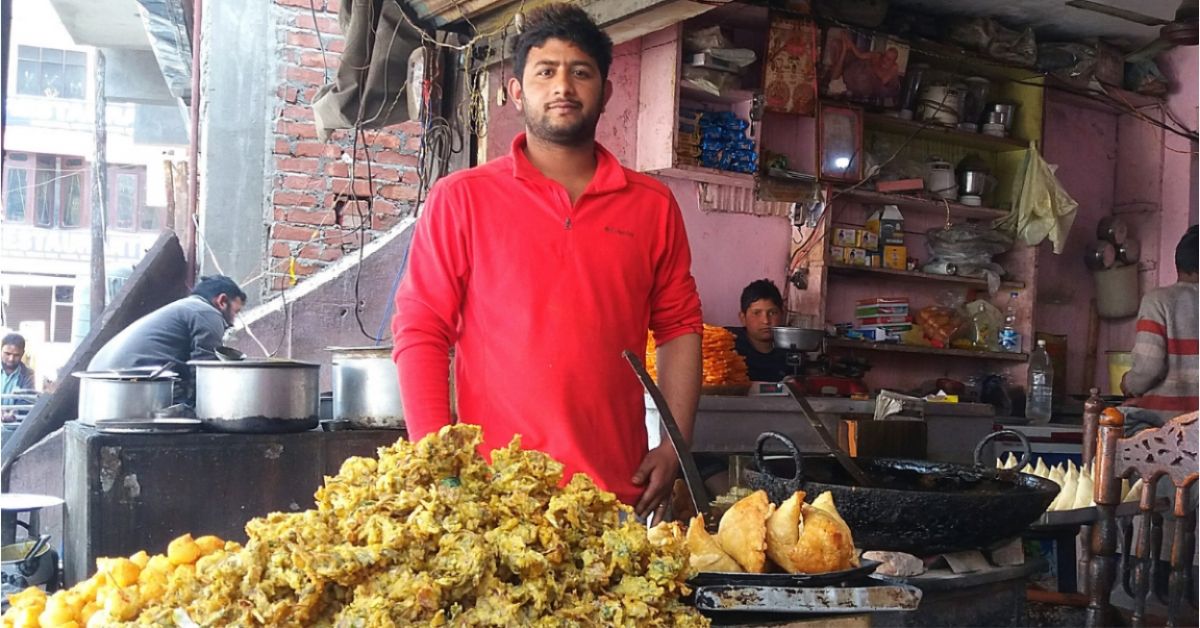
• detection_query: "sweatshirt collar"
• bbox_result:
[509,132,627,195]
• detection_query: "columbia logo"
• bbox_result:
[604,226,635,238]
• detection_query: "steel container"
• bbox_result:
[770,327,824,352]
[189,360,319,433]
[328,346,404,429]
[73,369,175,425]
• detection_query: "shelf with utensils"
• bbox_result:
[827,262,1024,290]
[863,113,1029,152]
[831,187,1011,221]
[826,338,1029,362]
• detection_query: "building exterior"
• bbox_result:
[1,0,188,386]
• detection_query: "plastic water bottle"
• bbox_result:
[1027,339,1054,424]
[998,291,1022,352]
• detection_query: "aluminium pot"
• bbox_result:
[189,360,319,433]
[74,368,176,425]
[744,430,1059,555]
[328,346,404,429]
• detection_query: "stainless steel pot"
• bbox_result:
[74,368,176,425]
[770,327,824,352]
[328,346,404,429]
[189,360,319,433]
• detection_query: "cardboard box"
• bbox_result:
[833,227,859,248]
[866,205,905,245]
[857,230,879,251]
[875,178,924,193]
[847,248,869,266]
[830,246,847,264]
[882,245,907,270]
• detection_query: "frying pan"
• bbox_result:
[745,430,1059,555]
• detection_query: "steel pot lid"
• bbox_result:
[0,493,64,512]
[187,359,319,369]
[72,368,178,381]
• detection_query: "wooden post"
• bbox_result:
[90,50,108,325]
[1086,407,1125,627]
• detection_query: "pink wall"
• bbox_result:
[1040,47,1199,394]
[1039,96,1119,393]
[1158,47,1200,287]
[485,37,792,327]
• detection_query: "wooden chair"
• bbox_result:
[1086,407,1198,627]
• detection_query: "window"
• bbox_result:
[52,286,75,343]
[140,206,161,231]
[34,155,56,227]
[60,171,84,228]
[16,46,86,99]
[3,153,90,228]
[114,173,137,229]
[4,169,28,221]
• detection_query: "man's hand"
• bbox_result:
[632,444,680,518]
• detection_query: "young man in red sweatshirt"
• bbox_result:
[391,3,703,517]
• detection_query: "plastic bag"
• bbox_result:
[916,306,965,347]
[994,144,1079,254]
[946,17,1036,67]
[684,26,733,53]
[964,299,1003,351]
[923,224,1014,292]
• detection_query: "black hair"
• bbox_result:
[1177,225,1198,275]
[739,279,784,312]
[512,3,613,82]
[192,275,247,303]
[1,333,25,351]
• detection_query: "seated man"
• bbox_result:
[727,279,790,382]
[89,275,247,404]
[1120,226,1198,433]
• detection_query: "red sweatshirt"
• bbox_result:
[391,133,703,504]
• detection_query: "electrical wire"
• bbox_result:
[308,0,331,83]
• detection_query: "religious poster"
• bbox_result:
[763,15,819,116]
[819,26,910,109]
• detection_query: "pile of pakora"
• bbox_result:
[687,490,858,575]
[3,425,708,627]
[646,324,749,387]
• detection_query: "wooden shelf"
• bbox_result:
[827,338,1028,362]
[680,83,758,106]
[863,113,1029,152]
[831,187,1011,221]
[827,263,1024,289]
[654,164,756,187]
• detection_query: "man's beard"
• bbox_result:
[523,100,601,147]
[220,302,235,326]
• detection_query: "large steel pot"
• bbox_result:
[189,360,319,433]
[745,431,1059,555]
[328,346,404,429]
[73,368,176,425]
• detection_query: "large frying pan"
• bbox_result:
[745,431,1060,555]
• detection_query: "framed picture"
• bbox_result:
[819,26,910,109]
[763,15,819,116]
[818,104,863,181]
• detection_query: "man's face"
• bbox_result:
[739,299,782,345]
[509,38,611,147]
[2,344,24,373]
[213,295,246,326]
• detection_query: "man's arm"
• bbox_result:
[655,333,702,442]
[391,182,470,440]
[632,193,704,517]
[1122,296,1168,396]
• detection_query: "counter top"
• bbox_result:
[698,395,996,418]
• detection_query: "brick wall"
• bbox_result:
[267,0,422,291]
